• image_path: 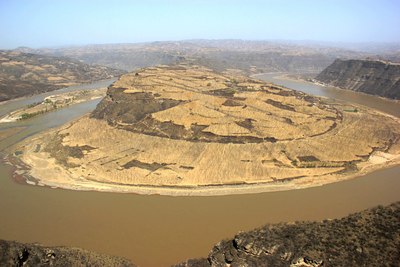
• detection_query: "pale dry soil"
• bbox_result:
[11,65,400,196]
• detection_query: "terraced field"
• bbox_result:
[13,65,400,195]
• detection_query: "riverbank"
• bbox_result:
[7,66,400,196]
[262,73,400,105]
[7,153,400,196]
[7,152,400,197]
[2,73,400,267]
[0,88,106,123]
[8,111,400,196]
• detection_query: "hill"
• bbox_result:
[0,50,124,102]
[11,64,400,195]
[315,59,400,99]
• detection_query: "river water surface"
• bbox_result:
[0,76,399,267]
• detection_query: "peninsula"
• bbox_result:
[10,64,400,195]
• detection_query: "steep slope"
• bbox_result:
[0,50,125,102]
[0,239,135,266]
[175,202,400,267]
[315,59,400,99]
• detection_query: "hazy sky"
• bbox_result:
[1,0,399,49]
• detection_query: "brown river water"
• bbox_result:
[0,75,399,267]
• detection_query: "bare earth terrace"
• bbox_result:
[12,64,400,195]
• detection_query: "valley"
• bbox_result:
[1,1,399,266]
[0,71,399,266]
[0,40,400,267]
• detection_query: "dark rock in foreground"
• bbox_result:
[0,240,135,267]
[174,202,400,267]
[315,59,400,99]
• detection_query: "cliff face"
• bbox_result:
[0,239,135,267]
[315,59,400,99]
[175,202,400,267]
[0,50,125,102]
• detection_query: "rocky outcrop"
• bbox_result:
[315,59,400,99]
[175,202,400,266]
[0,50,125,102]
[0,239,135,267]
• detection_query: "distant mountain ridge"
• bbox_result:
[14,40,373,74]
[0,50,125,102]
[315,59,400,99]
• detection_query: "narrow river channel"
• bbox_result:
[0,75,399,267]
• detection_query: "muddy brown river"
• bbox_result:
[0,76,399,267]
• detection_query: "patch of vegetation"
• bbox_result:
[27,101,41,108]
[209,88,237,97]
[298,155,320,162]
[19,113,37,120]
[122,159,167,171]
[18,111,47,120]
[179,165,195,170]
[235,119,254,130]
[344,108,358,112]
[265,99,296,112]
[222,99,243,106]
[43,133,96,167]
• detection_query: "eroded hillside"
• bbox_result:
[0,50,125,101]
[13,64,400,195]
